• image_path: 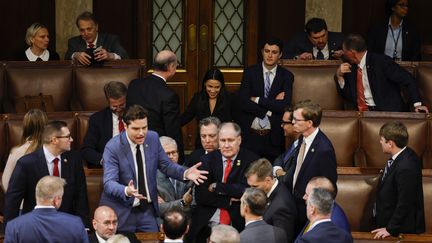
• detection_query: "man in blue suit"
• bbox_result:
[295,188,352,243]
[5,176,89,243]
[238,38,293,162]
[100,105,207,232]
[282,100,337,233]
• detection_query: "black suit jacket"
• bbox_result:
[88,231,140,243]
[283,130,337,227]
[190,149,259,236]
[81,107,113,167]
[185,148,205,167]
[368,20,421,61]
[238,64,293,147]
[337,52,422,112]
[65,33,129,60]
[263,181,297,243]
[240,220,287,243]
[126,74,183,158]
[294,221,352,243]
[4,149,90,227]
[283,31,344,60]
[376,147,425,236]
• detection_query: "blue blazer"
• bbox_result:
[295,221,352,243]
[99,131,186,230]
[238,64,293,147]
[240,220,287,243]
[81,107,114,166]
[283,130,337,225]
[65,32,129,59]
[337,52,422,112]
[4,149,89,227]
[5,208,89,243]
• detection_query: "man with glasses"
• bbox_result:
[157,136,193,216]
[281,100,337,235]
[188,122,259,242]
[82,81,128,168]
[4,121,90,228]
[90,206,139,243]
[335,34,427,112]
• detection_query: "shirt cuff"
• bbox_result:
[266,111,272,117]
[273,166,283,176]
[113,53,121,60]
[254,97,260,104]
[337,78,345,89]
[124,186,129,197]
[413,102,422,108]
[183,170,188,180]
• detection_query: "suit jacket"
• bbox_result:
[283,31,344,60]
[376,147,425,236]
[4,149,89,227]
[185,148,206,167]
[368,20,421,61]
[127,74,184,158]
[81,107,114,167]
[157,169,190,215]
[263,181,297,242]
[100,131,186,231]
[238,64,293,147]
[65,33,129,60]
[240,220,287,243]
[337,52,422,112]
[88,231,139,243]
[4,208,89,243]
[283,130,337,226]
[332,202,351,234]
[295,221,352,243]
[190,149,259,236]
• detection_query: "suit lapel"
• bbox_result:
[36,149,50,176]
[104,108,114,138]
[60,152,70,179]
[365,53,377,97]
[256,65,265,96]
[298,132,321,178]
[120,133,137,180]
[214,151,224,182]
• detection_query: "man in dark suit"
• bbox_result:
[188,122,259,242]
[282,100,337,233]
[245,158,297,242]
[372,121,425,239]
[5,176,89,243]
[303,177,350,234]
[239,188,287,243]
[100,105,207,232]
[89,205,139,243]
[161,208,189,243]
[185,116,221,167]
[157,136,192,215]
[4,120,89,227]
[127,50,184,160]
[335,33,428,112]
[295,188,352,243]
[284,18,344,60]
[81,81,127,168]
[65,11,129,65]
[238,38,293,162]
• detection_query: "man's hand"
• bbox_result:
[126,180,147,200]
[298,52,313,60]
[332,50,344,59]
[94,48,115,61]
[415,105,429,113]
[275,169,286,177]
[336,63,352,79]
[157,195,166,203]
[185,162,208,185]
[371,228,391,239]
[74,52,92,65]
[276,92,285,100]
[208,182,216,192]
[182,188,193,205]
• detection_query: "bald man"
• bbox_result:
[127,50,184,160]
[89,206,139,243]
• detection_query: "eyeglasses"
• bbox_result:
[165,151,178,157]
[56,134,72,139]
[281,120,292,126]
[292,117,307,122]
[397,3,408,8]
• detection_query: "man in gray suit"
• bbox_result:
[240,188,287,243]
[157,136,192,215]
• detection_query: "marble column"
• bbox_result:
[305,0,343,32]
[55,0,92,59]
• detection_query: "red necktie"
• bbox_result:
[220,159,232,225]
[356,67,369,111]
[118,116,125,133]
[88,43,94,49]
[53,158,59,177]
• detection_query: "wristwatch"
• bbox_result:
[180,199,186,207]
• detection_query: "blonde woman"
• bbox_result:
[18,23,60,61]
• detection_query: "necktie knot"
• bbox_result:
[88,43,95,48]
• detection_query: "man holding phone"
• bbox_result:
[65,11,129,65]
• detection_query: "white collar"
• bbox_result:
[262,62,278,74]
[308,218,332,231]
[152,73,167,82]
[359,51,368,70]
[25,47,49,61]
[95,232,107,243]
[267,179,278,197]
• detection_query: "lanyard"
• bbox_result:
[390,25,402,60]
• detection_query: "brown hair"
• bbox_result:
[379,121,409,148]
[21,109,48,154]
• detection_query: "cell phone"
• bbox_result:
[93,46,103,53]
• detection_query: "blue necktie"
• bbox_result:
[316,49,324,60]
[259,71,271,128]
[382,159,394,181]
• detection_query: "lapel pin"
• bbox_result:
[236,160,241,166]
[145,144,149,148]
[63,159,68,163]
[311,148,315,153]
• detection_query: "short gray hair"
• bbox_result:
[106,234,130,243]
[159,136,177,149]
[219,122,241,137]
[36,176,66,201]
[210,224,240,243]
[199,116,221,130]
[308,187,334,215]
